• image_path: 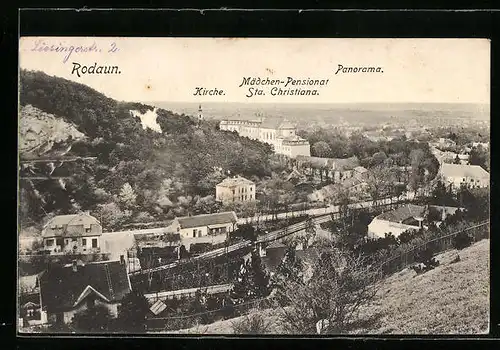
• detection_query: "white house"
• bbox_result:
[41,212,102,254]
[439,163,490,190]
[216,176,255,204]
[368,204,461,239]
[169,211,238,239]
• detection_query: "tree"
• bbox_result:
[115,291,150,333]
[312,141,332,158]
[248,249,271,298]
[276,239,380,334]
[119,182,137,209]
[71,304,113,333]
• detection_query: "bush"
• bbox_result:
[231,311,271,334]
[453,231,473,250]
[412,247,440,274]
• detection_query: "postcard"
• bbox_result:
[18,37,490,335]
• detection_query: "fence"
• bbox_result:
[145,296,276,331]
[144,220,490,332]
[378,220,489,276]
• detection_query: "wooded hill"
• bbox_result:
[19,70,274,231]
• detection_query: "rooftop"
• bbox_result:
[176,211,238,229]
[217,175,254,188]
[376,204,426,223]
[440,163,490,179]
[39,260,131,312]
[42,213,101,238]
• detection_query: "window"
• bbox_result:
[198,230,202,237]
[85,227,91,233]
[92,238,98,248]
[250,194,253,199]
[72,238,77,242]
[232,189,235,195]
[82,238,87,246]
[193,229,196,238]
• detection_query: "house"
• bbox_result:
[216,176,256,204]
[295,155,360,181]
[169,211,238,239]
[42,212,102,254]
[367,204,461,239]
[439,163,490,190]
[39,258,131,325]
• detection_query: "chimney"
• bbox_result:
[120,255,125,265]
[72,260,78,272]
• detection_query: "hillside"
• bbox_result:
[164,239,489,334]
[18,70,275,231]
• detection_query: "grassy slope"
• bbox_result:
[159,238,489,335]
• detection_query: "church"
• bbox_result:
[219,117,311,158]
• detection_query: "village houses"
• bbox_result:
[216,176,256,205]
[439,163,490,191]
[42,212,102,254]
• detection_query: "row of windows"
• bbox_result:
[45,238,98,248]
[232,187,253,195]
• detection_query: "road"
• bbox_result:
[130,193,415,277]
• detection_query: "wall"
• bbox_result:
[367,218,420,239]
[288,143,311,158]
[216,183,255,204]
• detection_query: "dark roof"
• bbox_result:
[176,211,238,229]
[375,204,426,223]
[295,155,359,170]
[39,260,131,312]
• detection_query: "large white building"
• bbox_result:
[219,118,310,158]
[439,163,490,190]
[216,175,255,205]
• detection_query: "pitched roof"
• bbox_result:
[376,204,426,223]
[19,275,39,294]
[42,213,101,237]
[260,118,282,129]
[440,163,490,179]
[39,260,131,312]
[176,211,238,229]
[216,176,254,188]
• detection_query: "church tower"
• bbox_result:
[197,104,204,125]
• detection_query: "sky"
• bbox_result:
[19,37,490,104]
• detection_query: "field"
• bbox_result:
[157,238,489,335]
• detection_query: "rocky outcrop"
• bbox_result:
[19,104,86,157]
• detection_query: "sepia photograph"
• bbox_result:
[17,37,490,335]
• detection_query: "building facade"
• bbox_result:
[219,118,311,158]
[169,211,238,239]
[216,176,255,204]
[439,163,490,190]
[41,212,102,254]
